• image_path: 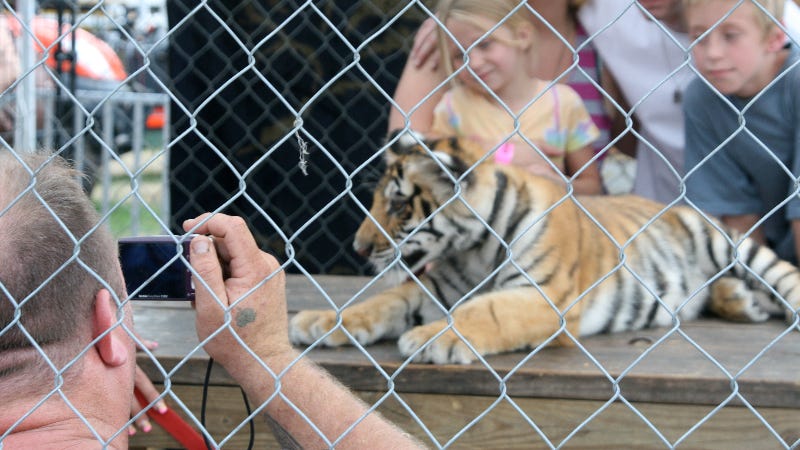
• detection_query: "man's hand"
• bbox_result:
[183,214,424,449]
[183,214,290,379]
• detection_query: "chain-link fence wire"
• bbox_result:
[167,0,426,275]
[3,0,800,448]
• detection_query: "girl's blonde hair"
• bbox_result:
[435,0,536,77]
[683,0,784,33]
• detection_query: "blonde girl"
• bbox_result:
[429,0,603,194]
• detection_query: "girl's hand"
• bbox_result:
[514,142,565,176]
[129,366,168,436]
[529,141,564,160]
[410,17,441,70]
[524,163,566,183]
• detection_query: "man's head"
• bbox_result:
[640,0,688,31]
[685,0,786,96]
[0,150,126,394]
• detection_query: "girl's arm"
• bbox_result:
[514,142,602,195]
[564,145,603,195]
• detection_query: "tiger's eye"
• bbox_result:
[388,195,408,214]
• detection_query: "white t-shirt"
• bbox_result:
[579,0,800,203]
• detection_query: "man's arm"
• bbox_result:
[184,214,424,450]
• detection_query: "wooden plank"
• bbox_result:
[367,392,800,449]
[129,386,800,449]
[129,384,275,449]
[133,275,800,408]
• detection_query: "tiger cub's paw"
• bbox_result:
[398,322,477,365]
[785,307,799,325]
[289,310,349,347]
[289,309,389,347]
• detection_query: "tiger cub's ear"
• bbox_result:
[385,129,426,165]
[431,152,471,181]
[427,136,475,180]
[383,131,473,180]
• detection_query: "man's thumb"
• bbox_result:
[190,235,226,307]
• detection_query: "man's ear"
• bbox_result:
[93,289,130,368]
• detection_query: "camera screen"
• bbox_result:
[119,237,194,300]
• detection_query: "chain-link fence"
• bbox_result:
[3,0,800,448]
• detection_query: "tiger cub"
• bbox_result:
[289,133,800,364]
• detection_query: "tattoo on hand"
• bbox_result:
[236,308,256,328]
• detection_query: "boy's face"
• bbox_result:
[687,0,785,97]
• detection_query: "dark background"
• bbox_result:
[166,1,426,274]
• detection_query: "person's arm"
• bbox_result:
[721,214,766,244]
[793,219,800,264]
[128,330,167,436]
[130,365,168,436]
[564,145,603,195]
[512,142,602,195]
[599,65,638,158]
[555,86,604,195]
[388,18,447,134]
[184,214,423,450]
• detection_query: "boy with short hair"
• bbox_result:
[683,0,800,263]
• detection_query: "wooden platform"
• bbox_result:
[130,275,800,449]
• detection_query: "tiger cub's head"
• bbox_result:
[353,131,484,274]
